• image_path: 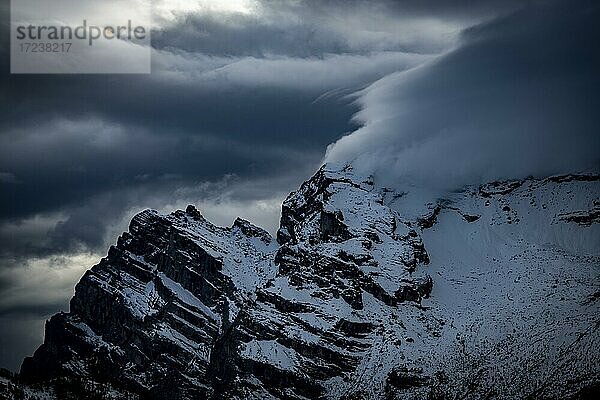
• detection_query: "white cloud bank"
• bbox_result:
[325,3,600,190]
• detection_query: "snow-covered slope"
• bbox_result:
[386,175,600,399]
[2,166,598,400]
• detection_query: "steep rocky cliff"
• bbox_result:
[2,165,599,400]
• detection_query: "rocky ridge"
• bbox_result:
[1,165,599,400]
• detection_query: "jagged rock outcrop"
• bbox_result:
[3,166,599,400]
[18,206,275,399]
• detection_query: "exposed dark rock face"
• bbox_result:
[559,200,600,226]
[417,205,441,230]
[546,174,600,184]
[21,207,238,399]
[3,165,599,400]
[478,179,524,197]
[385,366,430,399]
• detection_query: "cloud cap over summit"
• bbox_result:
[326,1,600,189]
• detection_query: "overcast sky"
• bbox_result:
[1,0,598,371]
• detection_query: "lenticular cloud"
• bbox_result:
[325,2,600,190]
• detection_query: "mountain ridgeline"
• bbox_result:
[1,165,599,399]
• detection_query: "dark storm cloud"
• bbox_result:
[152,11,351,57]
[365,0,529,19]
[327,0,600,188]
[0,0,432,254]
[0,87,355,223]
[152,0,460,57]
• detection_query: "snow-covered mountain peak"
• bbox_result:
[2,167,598,400]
